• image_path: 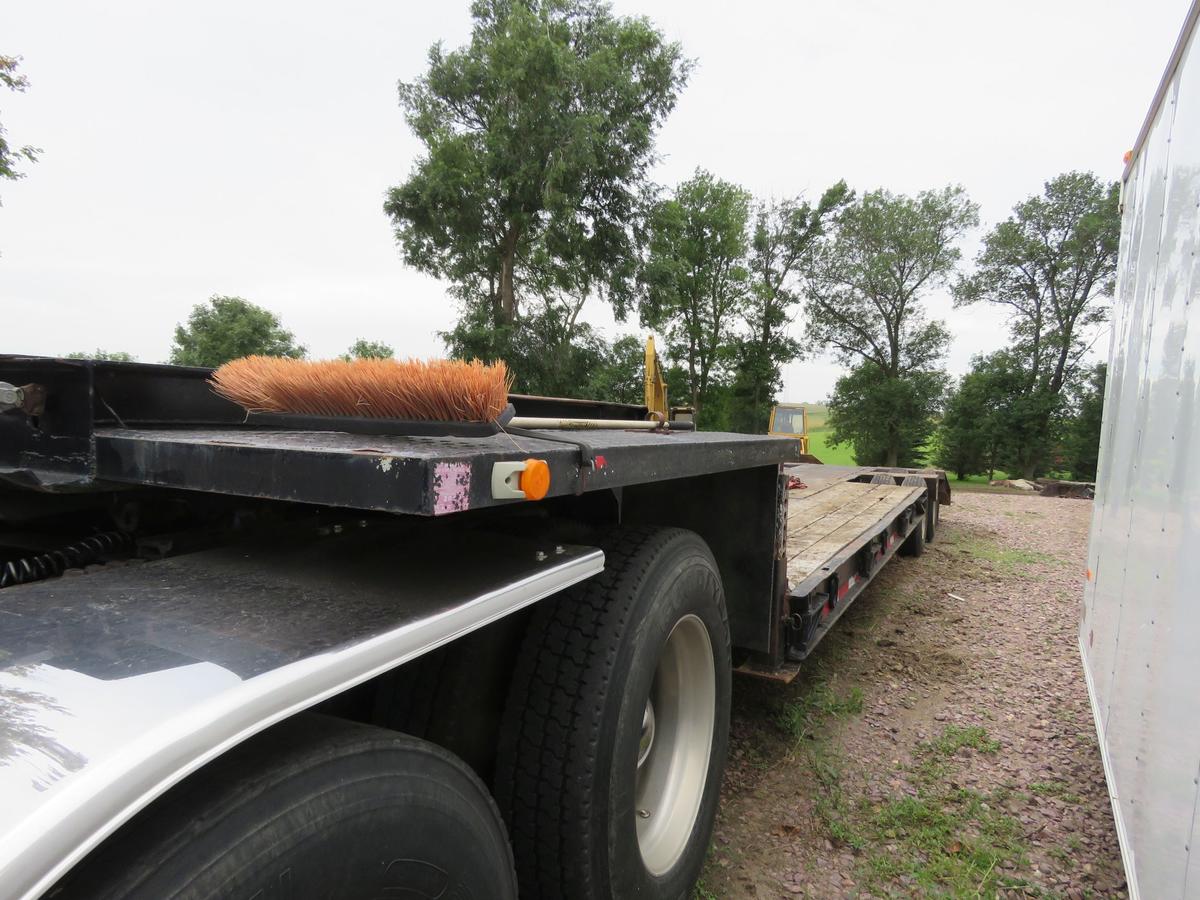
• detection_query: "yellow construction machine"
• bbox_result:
[642,336,694,423]
[644,339,816,460]
[767,403,809,455]
[769,403,822,462]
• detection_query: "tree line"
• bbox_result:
[383,0,1120,475]
[30,0,1118,481]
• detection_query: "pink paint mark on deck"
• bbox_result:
[432,462,472,515]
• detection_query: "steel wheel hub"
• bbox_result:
[634,613,716,875]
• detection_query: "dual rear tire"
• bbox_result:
[495,527,732,899]
[50,714,517,900]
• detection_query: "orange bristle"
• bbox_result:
[210,356,514,423]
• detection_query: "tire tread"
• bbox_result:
[495,526,698,900]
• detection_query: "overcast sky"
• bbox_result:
[1,0,1188,402]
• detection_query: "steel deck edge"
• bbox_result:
[93,428,798,515]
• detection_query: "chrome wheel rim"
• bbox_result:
[634,613,716,875]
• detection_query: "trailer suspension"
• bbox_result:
[0,531,134,589]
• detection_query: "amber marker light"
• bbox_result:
[520,458,551,500]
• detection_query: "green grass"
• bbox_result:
[805,724,1032,897]
[807,426,857,466]
[1029,781,1082,804]
[813,754,870,851]
[803,405,858,465]
[926,724,1002,756]
[792,406,1040,486]
[948,473,1005,485]
[942,536,1059,572]
[864,788,1030,896]
[775,682,864,741]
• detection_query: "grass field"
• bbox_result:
[801,404,856,467]
[798,404,1012,490]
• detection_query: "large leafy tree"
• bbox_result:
[639,170,751,426]
[385,0,689,334]
[827,364,948,467]
[934,352,1025,480]
[729,182,853,433]
[954,172,1119,478]
[1065,362,1106,481]
[341,339,395,361]
[585,334,646,404]
[170,296,306,368]
[442,301,609,397]
[804,186,977,465]
[1,56,40,189]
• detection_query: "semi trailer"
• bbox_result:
[0,355,948,899]
[1080,2,1200,897]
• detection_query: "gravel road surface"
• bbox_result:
[698,491,1125,899]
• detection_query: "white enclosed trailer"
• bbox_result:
[1081,2,1200,897]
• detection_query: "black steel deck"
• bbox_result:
[0,353,798,514]
[94,425,796,516]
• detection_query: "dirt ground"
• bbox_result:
[697,491,1126,899]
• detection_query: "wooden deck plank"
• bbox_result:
[789,505,903,573]
[785,481,878,535]
[786,483,895,548]
[788,492,897,559]
[785,482,921,583]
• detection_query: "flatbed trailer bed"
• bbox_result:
[771,465,941,669]
[788,478,924,585]
[0,356,948,900]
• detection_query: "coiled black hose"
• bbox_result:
[0,531,134,589]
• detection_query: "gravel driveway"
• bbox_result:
[698,491,1126,899]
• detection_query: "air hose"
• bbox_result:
[0,531,134,589]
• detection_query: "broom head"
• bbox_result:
[210,356,513,423]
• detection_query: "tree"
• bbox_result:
[442,302,608,397]
[1064,362,1106,481]
[341,339,395,361]
[933,382,989,480]
[934,353,1023,480]
[729,182,853,433]
[1,56,40,189]
[955,171,1119,478]
[585,334,645,404]
[804,186,978,464]
[385,0,689,331]
[170,296,306,367]
[640,170,751,426]
[65,350,137,362]
[827,364,948,467]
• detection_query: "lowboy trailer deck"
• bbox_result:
[0,356,948,900]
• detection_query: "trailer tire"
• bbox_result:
[373,611,527,779]
[49,714,517,900]
[900,516,925,557]
[495,526,731,900]
[927,497,939,542]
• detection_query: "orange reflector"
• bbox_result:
[1086,568,1093,580]
[1123,149,1133,165]
[520,458,551,500]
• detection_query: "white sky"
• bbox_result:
[0,0,1188,402]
